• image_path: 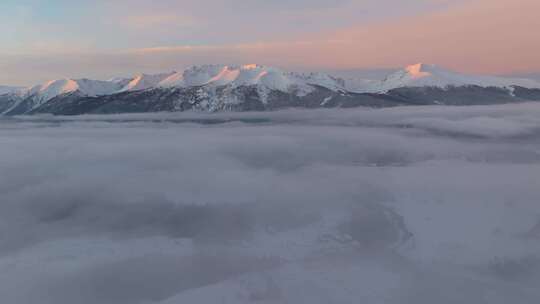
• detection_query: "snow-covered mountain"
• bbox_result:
[9,63,540,103]
[2,63,540,116]
[7,65,345,103]
[120,72,177,92]
[0,85,23,95]
[157,64,344,95]
[1,78,127,115]
[25,78,125,102]
[353,63,540,93]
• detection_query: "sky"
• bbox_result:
[1,0,539,85]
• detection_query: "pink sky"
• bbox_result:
[327,0,540,74]
[1,0,539,85]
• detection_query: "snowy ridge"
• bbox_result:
[0,78,128,114]
[158,64,344,94]
[24,79,125,103]
[356,63,540,93]
[0,85,23,95]
[8,65,346,104]
[4,63,540,106]
[120,72,177,92]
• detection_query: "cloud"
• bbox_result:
[120,14,199,30]
[0,0,538,86]
[324,0,540,73]
[1,104,540,303]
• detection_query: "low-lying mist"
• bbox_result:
[1,103,540,303]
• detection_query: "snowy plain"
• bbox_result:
[1,103,540,303]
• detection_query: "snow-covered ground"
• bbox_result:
[1,103,540,303]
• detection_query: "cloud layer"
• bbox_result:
[1,103,540,303]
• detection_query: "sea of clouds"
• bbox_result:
[1,103,540,303]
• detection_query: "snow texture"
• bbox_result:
[5,63,540,104]
[354,63,540,93]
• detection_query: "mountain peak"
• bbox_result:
[374,63,475,92]
[5,63,540,107]
[355,63,540,93]
[405,63,439,78]
[26,79,80,100]
[121,72,176,92]
[241,64,263,70]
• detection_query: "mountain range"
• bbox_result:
[2,63,540,115]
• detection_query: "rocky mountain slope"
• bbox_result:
[2,64,540,115]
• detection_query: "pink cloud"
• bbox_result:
[319,0,540,73]
[120,0,540,74]
[120,14,198,30]
[1,0,539,85]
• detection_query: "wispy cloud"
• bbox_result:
[1,0,538,85]
[119,14,199,30]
